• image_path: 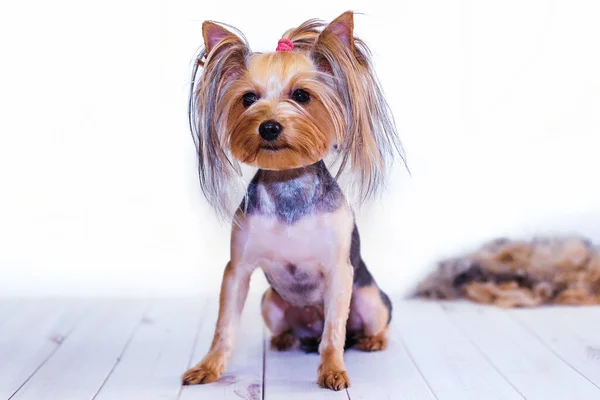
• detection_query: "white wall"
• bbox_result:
[1,0,599,296]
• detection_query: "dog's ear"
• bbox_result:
[312,11,405,202]
[320,11,354,50]
[190,21,249,220]
[202,21,243,56]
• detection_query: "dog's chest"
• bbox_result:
[237,213,341,306]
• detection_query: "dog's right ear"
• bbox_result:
[202,22,243,57]
[191,21,249,220]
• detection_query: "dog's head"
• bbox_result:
[190,12,403,216]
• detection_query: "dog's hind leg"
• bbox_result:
[348,224,392,352]
[261,288,297,351]
[349,284,391,351]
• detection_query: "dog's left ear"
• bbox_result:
[320,11,354,50]
[313,11,405,202]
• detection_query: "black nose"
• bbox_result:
[258,120,282,141]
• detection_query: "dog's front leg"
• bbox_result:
[317,258,354,390]
[182,260,253,385]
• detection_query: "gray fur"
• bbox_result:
[240,160,393,325]
[241,160,343,225]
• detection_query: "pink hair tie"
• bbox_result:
[276,38,294,51]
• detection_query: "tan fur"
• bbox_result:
[354,326,388,352]
[316,207,354,389]
[182,261,252,385]
[227,52,340,171]
[183,202,355,389]
[416,236,600,307]
[270,331,297,351]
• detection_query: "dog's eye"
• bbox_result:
[291,89,310,104]
[242,92,258,108]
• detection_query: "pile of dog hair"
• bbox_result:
[415,236,600,307]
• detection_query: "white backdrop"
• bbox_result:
[1,0,599,296]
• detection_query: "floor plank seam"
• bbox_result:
[7,300,91,400]
[507,310,600,391]
[390,318,440,400]
[91,299,152,400]
[176,299,210,400]
[440,305,527,399]
[344,386,351,400]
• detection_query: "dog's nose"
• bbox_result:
[258,120,282,141]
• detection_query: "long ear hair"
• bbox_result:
[189,22,250,219]
[310,11,406,202]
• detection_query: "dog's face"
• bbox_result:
[224,51,339,170]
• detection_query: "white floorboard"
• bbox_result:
[263,339,347,400]
[393,300,523,400]
[510,305,600,390]
[3,298,600,399]
[10,299,148,400]
[94,298,206,400]
[345,326,436,400]
[0,298,21,329]
[179,296,264,400]
[0,299,86,399]
[443,302,600,400]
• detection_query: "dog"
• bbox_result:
[181,11,404,391]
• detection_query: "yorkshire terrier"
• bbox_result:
[182,11,404,391]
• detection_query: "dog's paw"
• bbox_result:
[317,367,350,391]
[181,363,221,385]
[270,331,297,351]
[354,334,388,352]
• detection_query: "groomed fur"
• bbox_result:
[188,13,405,220]
[188,23,251,219]
[416,236,600,307]
[284,14,405,201]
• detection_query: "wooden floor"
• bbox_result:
[1,297,600,400]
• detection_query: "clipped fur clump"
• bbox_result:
[416,237,600,307]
